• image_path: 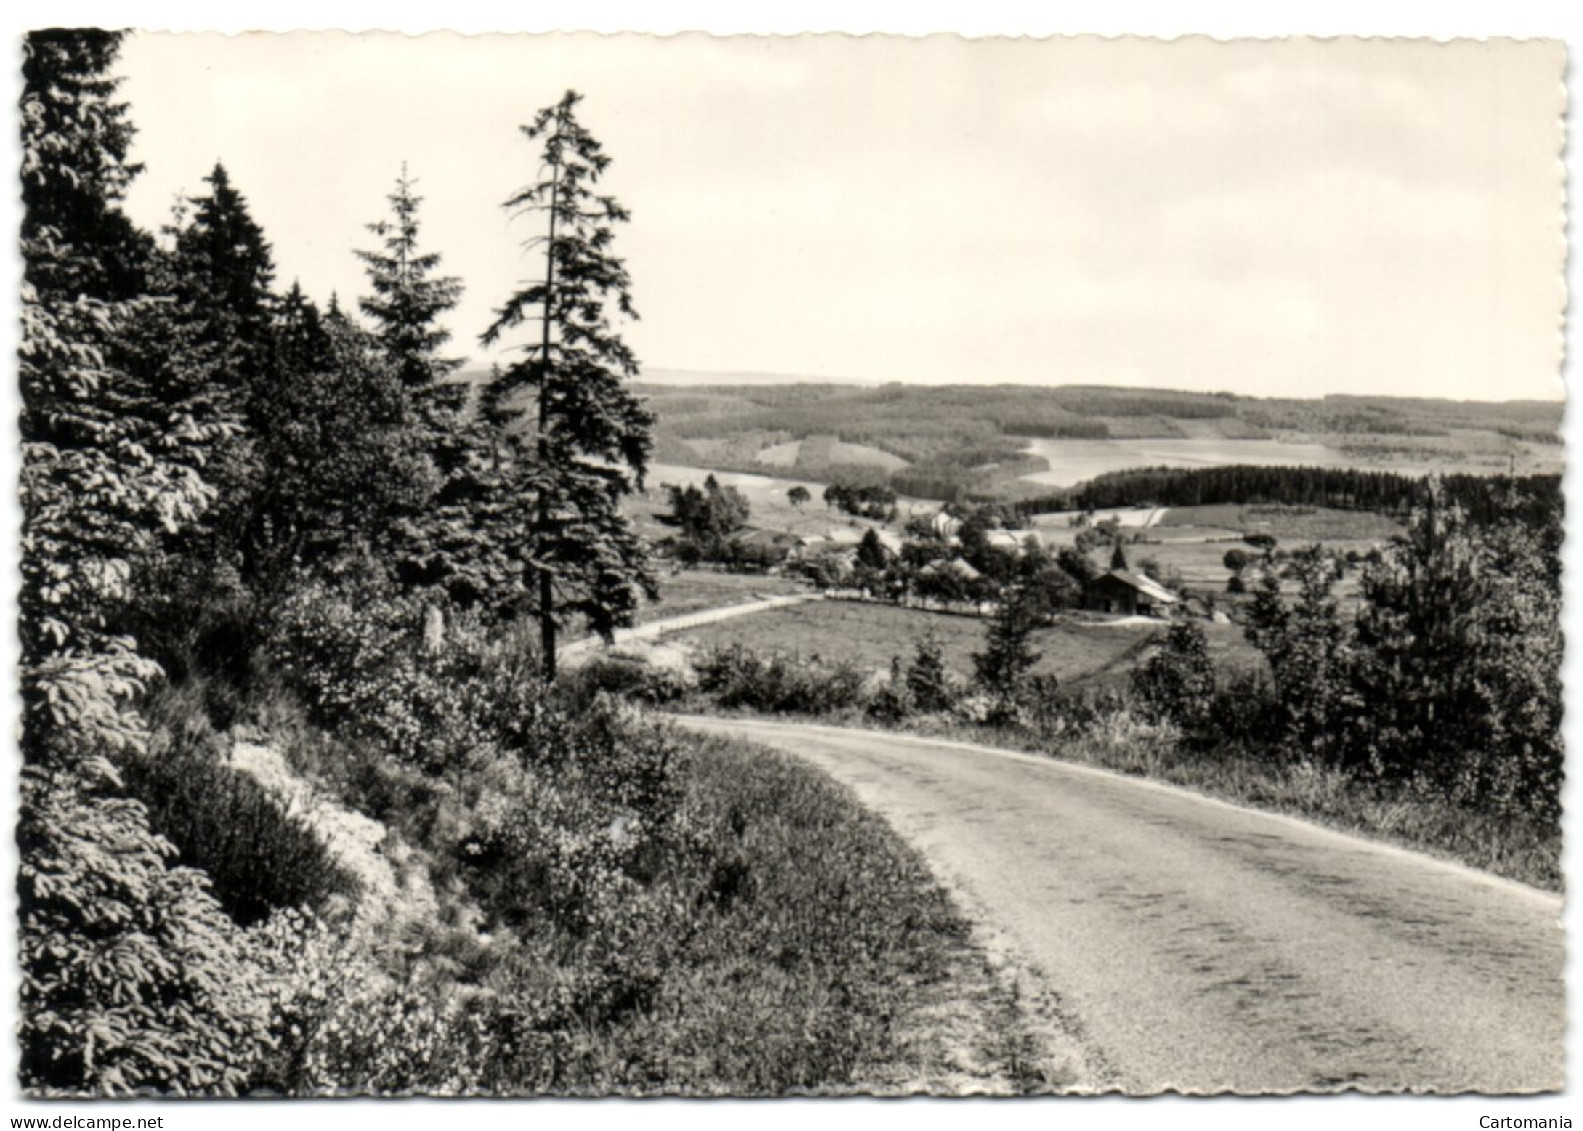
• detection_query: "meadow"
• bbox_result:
[664,599,1256,688]
[637,568,807,625]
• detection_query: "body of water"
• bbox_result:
[1018,438,1351,488]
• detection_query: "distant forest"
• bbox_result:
[1018,465,1562,531]
[636,380,1563,504]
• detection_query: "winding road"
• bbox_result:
[674,715,1565,1094]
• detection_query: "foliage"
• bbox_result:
[19,28,147,300]
[355,166,492,605]
[479,89,656,677]
[824,481,897,520]
[562,654,693,709]
[168,163,277,399]
[122,704,360,925]
[19,31,273,1095]
[665,473,750,555]
[1242,548,1353,763]
[905,630,955,713]
[1130,622,1215,732]
[356,164,465,407]
[225,292,436,586]
[1350,488,1562,824]
[693,644,868,715]
[19,763,275,1095]
[972,586,1044,715]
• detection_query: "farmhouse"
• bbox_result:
[869,528,904,556]
[983,529,1042,553]
[919,557,983,583]
[1085,569,1179,618]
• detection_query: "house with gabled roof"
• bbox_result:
[1084,569,1179,617]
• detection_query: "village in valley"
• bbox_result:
[592,385,1557,701]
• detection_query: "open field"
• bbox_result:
[756,437,909,471]
[630,462,939,543]
[1155,504,1405,541]
[667,599,1181,686]
[639,569,809,625]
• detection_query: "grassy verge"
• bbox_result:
[595,732,1083,1094]
[233,673,1082,1093]
[683,705,1561,892]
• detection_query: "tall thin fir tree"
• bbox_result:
[355,166,493,606]
[481,90,656,680]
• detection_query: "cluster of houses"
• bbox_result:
[748,512,1183,620]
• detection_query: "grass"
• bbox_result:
[128,685,361,926]
[1051,731,1563,891]
[589,732,1081,1094]
[670,599,1153,685]
[1156,503,1404,541]
[637,567,806,624]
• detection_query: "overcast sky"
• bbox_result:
[113,33,1564,399]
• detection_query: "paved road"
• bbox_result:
[675,716,1564,1094]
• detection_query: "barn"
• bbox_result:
[1085,569,1179,617]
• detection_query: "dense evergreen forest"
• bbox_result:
[1017,464,1562,528]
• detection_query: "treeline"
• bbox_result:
[1054,393,1237,419]
[1015,464,1561,525]
[1001,419,1112,439]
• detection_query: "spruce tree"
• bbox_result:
[480,90,656,679]
[973,585,1044,711]
[236,286,433,586]
[170,163,277,400]
[20,29,149,300]
[356,164,466,423]
[906,629,952,712]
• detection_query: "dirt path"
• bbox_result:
[561,593,823,663]
[672,715,1564,1095]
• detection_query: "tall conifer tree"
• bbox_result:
[481,90,655,679]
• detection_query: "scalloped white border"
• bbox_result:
[1,7,1575,1129]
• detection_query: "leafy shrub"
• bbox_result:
[694,644,866,715]
[1069,707,1183,778]
[246,910,491,1096]
[1130,622,1216,731]
[562,654,691,709]
[20,762,274,1095]
[864,662,913,722]
[905,630,955,713]
[1206,669,1281,751]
